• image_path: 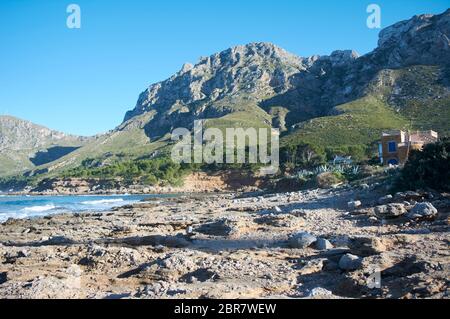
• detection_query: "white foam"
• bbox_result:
[21,204,56,213]
[81,199,125,205]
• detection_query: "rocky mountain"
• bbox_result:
[121,9,449,142]
[122,42,313,139]
[0,116,88,176]
[1,9,449,179]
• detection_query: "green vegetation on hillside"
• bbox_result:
[395,138,450,192]
[280,96,409,168]
[377,65,450,136]
[61,157,193,187]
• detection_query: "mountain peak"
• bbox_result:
[123,9,450,139]
[375,9,450,67]
[124,41,305,124]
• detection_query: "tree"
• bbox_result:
[396,138,450,191]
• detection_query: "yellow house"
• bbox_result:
[379,130,438,165]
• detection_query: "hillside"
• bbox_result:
[0,116,89,176]
[0,9,449,184]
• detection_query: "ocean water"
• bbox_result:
[0,194,167,222]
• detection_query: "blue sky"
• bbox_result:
[0,0,448,136]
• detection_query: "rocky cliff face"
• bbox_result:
[122,42,315,138]
[122,9,450,138]
[124,43,307,122]
[375,10,450,67]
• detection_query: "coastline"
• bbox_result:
[0,186,448,299]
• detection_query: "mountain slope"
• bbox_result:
[2,9,450,181]
[122,9,449,140]
[0,116,89,176]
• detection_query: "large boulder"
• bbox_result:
[374,203,407,219]
[288,232,317,249]
[348,236,390,257]
[347,200,362,211]
[377,195,393,205]
[406,202,438,220]
[338,254,363,271]
[315,238,334,250]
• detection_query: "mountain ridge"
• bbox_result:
[0,115,89,176]
[121,9,449,140]
[1,9,449,180]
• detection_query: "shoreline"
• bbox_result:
[0,186,448,299]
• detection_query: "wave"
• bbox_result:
[21,204,56,213]
[81,199,125,205]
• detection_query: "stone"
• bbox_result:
[360,184,370,190]
[374,203,407,219]
[289,209,307,217]
[299,259,325,275]
[315,238,333,250]
[338,254,363,271]
[255,215,304,228]
[288,232,317,249]
[196,218,243,237]
[347,200,362,210]
[404,191,423,201]
[41,236,75,246]
[348,236,388,257]
[406,202,438,220]
[368,216,379,224]
[18,249,29,258]
[308,287,333,297]
[273,206,283,214]
[378,194,393,205]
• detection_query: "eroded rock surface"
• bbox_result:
[0,188,448,299]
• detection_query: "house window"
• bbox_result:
[388,141,397,153]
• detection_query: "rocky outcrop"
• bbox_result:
[123,42,306,122]
[375,9,450,67]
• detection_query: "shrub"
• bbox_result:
[395,138,450,191]
[316,172,344,189]
[62,157,192,186]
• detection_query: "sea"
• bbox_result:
[0,194,168,222]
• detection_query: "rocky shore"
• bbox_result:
[0,185,448,299]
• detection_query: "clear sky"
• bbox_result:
[0,0,448,136]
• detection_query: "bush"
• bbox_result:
[316,172,344,189]
[280,143,326,170]
[395,138,450,191]
[62,157,192,186]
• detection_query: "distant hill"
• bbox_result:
[0,115,89,176]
